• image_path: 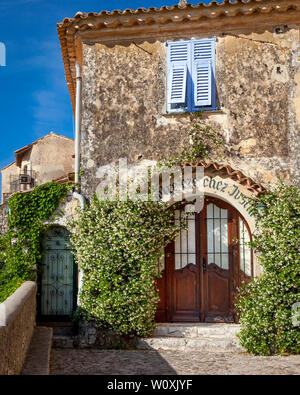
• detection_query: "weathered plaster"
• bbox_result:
[45,192,80,229]
[80,26,300,200]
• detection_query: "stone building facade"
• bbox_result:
[0,132,75,236]
[54,1,300,324]
[1,132,75,204]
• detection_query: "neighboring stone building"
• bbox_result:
[0,132,74,236]
[51,1,300,325]
[1,132,75,204]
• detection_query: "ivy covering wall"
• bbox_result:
[0,182,70,303]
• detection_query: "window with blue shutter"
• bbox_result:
[167,42,189,107]
[166,39,216,113]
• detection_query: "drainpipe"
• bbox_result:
[74,61,81,186]
[73,61,85,210]
[73,61,85,307]
[73,191,85,210]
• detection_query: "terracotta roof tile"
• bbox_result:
[57,0,298,29]
[57,0,300,112]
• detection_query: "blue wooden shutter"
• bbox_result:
[192,39,215,107]
[167,42,189,105]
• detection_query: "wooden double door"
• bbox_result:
[156,197,253,323]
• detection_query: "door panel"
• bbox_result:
[38,226,77,321]
[172,263,199,321]
[175,266,197,310]
[207,265,230,312]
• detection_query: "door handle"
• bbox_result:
[203,256,207,273]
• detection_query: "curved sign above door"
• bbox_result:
[180,161,265,233]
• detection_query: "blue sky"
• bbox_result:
[0,0,214,171]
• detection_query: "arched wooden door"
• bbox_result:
[156,197,253,323]
[38,226,77,322]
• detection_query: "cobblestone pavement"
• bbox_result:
[50,349,300,375]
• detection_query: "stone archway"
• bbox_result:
[156,161,264,323]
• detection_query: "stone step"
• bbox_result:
[153,323,240,338]
[137,336,243,352]
[52,335,75,349]
[52,326,74,336]
[37,322,75,337]
[22,327,53,375]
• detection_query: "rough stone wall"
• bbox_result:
[80,26,300,198]
[0,281,37,375]
[75,320,138,349]
[0,202,8,236]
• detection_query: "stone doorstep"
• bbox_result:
[52,335,75,349]
[21,327,53,375]
[137,336,243,352]
[140,323,243,352]
[153,323,241,338]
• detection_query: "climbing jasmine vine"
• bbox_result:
[236,182,300,355]
[70,196,185,336]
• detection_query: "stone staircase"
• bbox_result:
[50,323,243,352]
[22,327,53,375]
[137,323,243,352]
[52,324,76,349]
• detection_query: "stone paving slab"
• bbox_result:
[50,349,300,375]
[22,327,53,375]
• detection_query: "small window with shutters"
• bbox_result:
[166,38,216,113]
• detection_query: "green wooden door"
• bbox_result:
[38,226,77,321]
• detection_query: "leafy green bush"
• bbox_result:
[70,195,184,337]
[236,182,300,355]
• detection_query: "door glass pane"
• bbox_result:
[239,217,252,276]
[206,203,229,269]
[221,216,229,269]
[174,205,196,270]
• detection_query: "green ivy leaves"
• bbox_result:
[0,182,70,302]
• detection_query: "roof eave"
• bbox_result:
[57,0,300,114]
